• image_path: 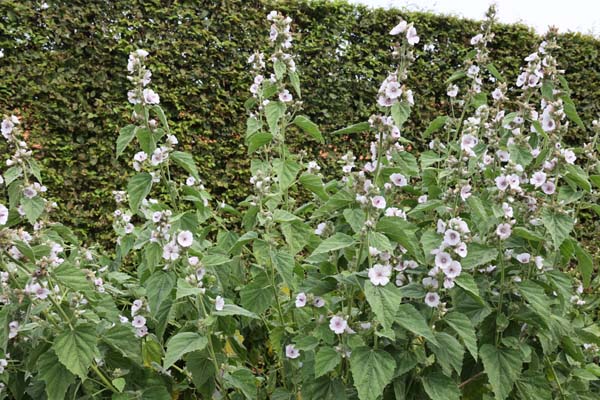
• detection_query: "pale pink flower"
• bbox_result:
[541,181,556,195]
[390,173,407,187]
[177,230,193,248]
[530,171,546,188]
[368,264,392,286]
[285,344,300,359]
[390,20,407,35]
[329,316,348,334]
[516,253,531,264]
[132,315,146,328]
[435,252,452,269]
[371,196,386,210]
[424,292,440,308]
[443,229,461,247]
[295,292,307,308]
[406,26,419,45]
[496,223,512,240]
[215,295,225,311]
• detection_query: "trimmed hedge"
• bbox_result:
[1,0,599,247]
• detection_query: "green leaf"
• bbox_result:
[461,244,498,270]
[561,95,585,129]
[271,250,296,290]
[422,370,461,400]
[289,70,301,98]
[299,173,328,200]
[240,272,273,314]
[350,346,396,400]
[135,127,156,155]
[396,304,438,345]
[292,115,323,143]
[486,63,504,82]
[508,144,533,167]
[541,209,574,249]
[344,208,366,233]
[3,165,22,186]
[480,344,523,400]
[376,218,423,263]
[423,116,448,138]
[163,332,208,369]
[265,101,285,135]
[116,124,136,158]
[127,172,152,212]
[564,164,591,192]
[37,350,76,400]
[152,105,170,133]
[145,271,175,317]
[391,101,411,127]
[171,151,200,181]
[224,368,257,400]
[273,209,300,223]
[454,274,484,305]
[20,196,44,224]
[186,352,216,388]
[315,347,342,378]
[574,242,593,287]
[201,253,231,267]
[444,312,478,361]
[445,70,466,84]
[364,281,402,330]
[429,332,464,376]
[281,220,311,255]
[53,323,98,379]
[394,151,419,177]
[331,121,370,135]
[102,324,142,364]
[311,233,355,255]
[214,304,259,319]
[275,158,301,190]
[274,59,286,80]
[247,131,273,153]
[303,377,347,400]
[52,263,91,291]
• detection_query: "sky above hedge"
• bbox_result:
[348,0,600,35]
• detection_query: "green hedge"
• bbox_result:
[1,0,599,247]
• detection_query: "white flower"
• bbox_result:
[385,207,406,218]
[390,20,407,35]
[285,344,300,359]
[406,26,419,46]
[467,65,480,77]
[443,261,462,279]
[132,315,146,328]
[267,10,278,21]
[279,89,293,102]
[0,204,8,225]
[177,230,193,248]
[314,222,327,235]
[456,242,468,258]
[371,195,386,210]
[313,296,325,308]
[215,295,225,311]
[435,252,452,269]
[0,358,7,373]
[443,229,461,247]
[8,321,19,339]
[162,242,180,261]
[329,316,348,334]
[447,84,459,98]
[470,33,483,45]
[135,326,148,338]
[563,149,576,164]
[135,49,149,58]
[530,171,546,187]
[1,118,15,137]
[295,292,307,308]
[495,175,509,191]
[541,181,556,195]
[390,173,407,187]
[461,134,478,156]
[119,315,129,323]
[460,185,472,201]
[491,88,504,101]
[496,223,512,240]
[534,256,544,270]
[385,81,402,99]
[424,292,440,308]
[26,282,50,300]
[132,299,143,315]
[418,195,428,203]
[516,253,531,264]
[368,264,392,286]
[142,88,160,105]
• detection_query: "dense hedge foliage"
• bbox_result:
[1,0,599,249]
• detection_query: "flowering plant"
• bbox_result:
[1,5,599,400]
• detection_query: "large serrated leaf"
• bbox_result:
[364,281,402,330]
[163,332,208,369]
[350,346,396,400]
[53,323,98,379]
[127,172,152,212]
[480,344,522,400]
